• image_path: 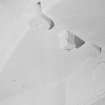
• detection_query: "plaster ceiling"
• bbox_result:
[0,0,105,105]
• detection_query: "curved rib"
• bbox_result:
[36,1,55,30]
[90,43,102,54]
[41,13,55,30]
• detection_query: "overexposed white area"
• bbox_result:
[0,0,105,105]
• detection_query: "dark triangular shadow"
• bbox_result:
[74,35,85,48]
[48,18,55,30]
